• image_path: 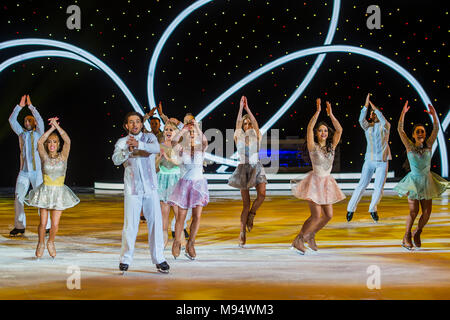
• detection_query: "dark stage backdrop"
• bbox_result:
[0,0,448,187]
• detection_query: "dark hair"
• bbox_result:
[149,116,160,122]
[314,121,335,153]
[123,111,144,132]
[411,123,426,142]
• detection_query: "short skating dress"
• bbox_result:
[394,148,448,200]
[228,128,267,189]
[168,137,209,209]
[25,153,80,210]
[157,143,181,203]
[291,144,345,205]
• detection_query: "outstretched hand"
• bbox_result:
[48,117,60,127]
[402,100,410,114]
[326,101,332,116]
[19,95,26,107]
[26,95,32,106]
[157,101,163,115]
[144,107,157,121]
[365,93,371,107]
[243,96,250,112]
[316,98,321,113]
[240,96,246,109]
[425,104,436,116]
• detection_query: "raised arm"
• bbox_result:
[27,95,45,135]
[171,125,188,147]
[425,104,439,148]
[143,107,157,123]
[359,93,371,130]
[243,96,261,140]
[156,101,170,124]
[326,101,343,149]
[9,95,26,135]
[236,96,245,131]
[369,100,390,130]
[193,119,208,152]
[50,118,71,160]
[397,100,413,151]
[37,124,56,160]
[307,98,321,152]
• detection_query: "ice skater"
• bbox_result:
[290,98,345,254]
[394,101,448,250]
[112,112,170,273]
[156,102,193,239]
[347,93,391,223]
[8,95,50,236]
[228,96,267,247]
[168,114,209,260]
[25,117,79,258]
[156,120,183,248]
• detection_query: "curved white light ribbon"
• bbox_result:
[0,50,98,72]
[0,38,148,128]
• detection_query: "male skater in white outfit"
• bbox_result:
[347,93,391,222]
[9,95,50,236]
[112,111,169,273]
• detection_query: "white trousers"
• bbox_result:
[120,191,166,265]
[14,170,50,229]
[347,160,389,213]
[170,208,192,232]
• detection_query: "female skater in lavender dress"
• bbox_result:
[290,98,345,254]
[168,115,209,260]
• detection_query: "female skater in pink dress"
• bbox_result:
[290,98,345,254]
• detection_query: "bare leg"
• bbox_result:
[312,204,333,234]
[186,206,203,259]
[305,204,333,251]
[239,189,251,246]
[293,201,321,253]
[172,207,187,258]
[36,208,48,257]
[160,202,171,247]
[413,199,432,247]
[247,183,266,232]
[47,210,62,258]
[37,209,48,244]
[403,199,419,248]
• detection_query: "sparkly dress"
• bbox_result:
[168,136,209,209]
[394,149,448,200]
[157,143,181,203]
[25,153,80,210]
[228,128,267,189]
[291,144,345,205]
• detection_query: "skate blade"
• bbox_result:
[290,246,305,255]
[157,269,169,274]
[401,245,413,251]
[184,252,196,260]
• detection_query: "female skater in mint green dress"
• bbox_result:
[394,101,448,250]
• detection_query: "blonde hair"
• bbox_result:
[44,133,61,153]
[242,114,252,129]
[164,121,179,132]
